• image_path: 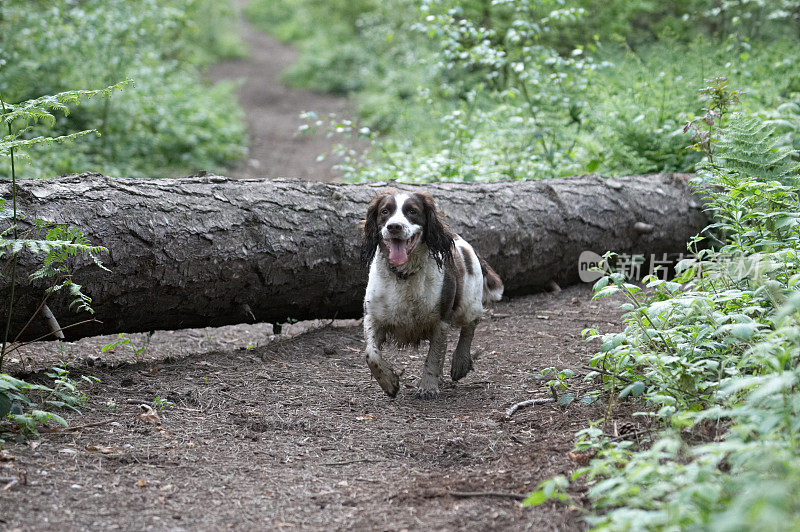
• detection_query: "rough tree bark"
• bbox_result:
[0,173,706,340]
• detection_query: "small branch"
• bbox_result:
[1,477,19,491]
[0,95,18,372]
[322,458,383,466]
[446,490,527,501]
[40,304,65,340]
[63,419,115,432]
[2,318,101,356]
[12,293,51,343]
[503,398,554,420]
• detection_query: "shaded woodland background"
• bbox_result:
[2,0,799,181]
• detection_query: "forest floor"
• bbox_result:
[0,285,645,531]
[205,0,358,181]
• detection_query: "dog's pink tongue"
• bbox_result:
[388,239,408,265]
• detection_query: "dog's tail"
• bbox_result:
[478,254,504,304]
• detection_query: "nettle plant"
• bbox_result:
[526,83,800,528]
[1,85,119,434]
[304,0,603,182]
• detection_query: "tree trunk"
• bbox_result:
[1,173,706,340]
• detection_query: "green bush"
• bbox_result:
[0,0,247,178]
[526,87,800,528]
[250,0,800,182]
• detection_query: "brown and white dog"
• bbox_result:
[361,191,503,399]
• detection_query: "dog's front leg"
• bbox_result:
[364,315,399,397]
[451,320,477,382]
[416,323,447,399]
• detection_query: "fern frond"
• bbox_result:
[717,113,800,183]
[0,80,132,130]
[0,130,98,157]
[0,238,108,258]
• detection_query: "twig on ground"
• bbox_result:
[1,477,19,491]
[503,398,554,420]
[3,318,101,356]
[63,419,115,432]
[322,458,383,466]
[427,490,527,500]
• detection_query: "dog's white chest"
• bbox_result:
[365,259,444,338]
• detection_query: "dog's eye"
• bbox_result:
[406,208,417,215]
[380,208,390,215]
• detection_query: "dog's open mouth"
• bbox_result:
[385,233,420,266]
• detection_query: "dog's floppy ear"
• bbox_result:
[417,192,454,269]
[361,193,388,266]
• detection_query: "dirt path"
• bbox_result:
[0,286,637,531]
[206,0,356,181]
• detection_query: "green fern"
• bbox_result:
[0,81,129,161]
[716,113,799,183]
[2,85,122,375]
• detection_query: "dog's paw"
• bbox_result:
[372,368,400,398]
[450,352,474,382]
[367,357,400,398]
[415,375,440,400]
[378,372,400,398]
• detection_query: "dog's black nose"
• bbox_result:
[386,222,403,234]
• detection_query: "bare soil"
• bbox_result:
[205,0,358,181]
[0,285,640,531]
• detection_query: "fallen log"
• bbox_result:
[0,173,706,340]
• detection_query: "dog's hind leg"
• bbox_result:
[450,320,477,382]
[364,315,399,397]
[416,323,447,399]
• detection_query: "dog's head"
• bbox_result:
[361,191,454,269]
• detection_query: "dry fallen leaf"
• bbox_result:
[134,404,161,425]
[136,479,147,488]
[86,445,118,455]
[568,450,596,464]
[355,415,377,421]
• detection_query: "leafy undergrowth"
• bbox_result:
[528,99,800,528]
[247,0,800,183]
[0,0,247,178]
